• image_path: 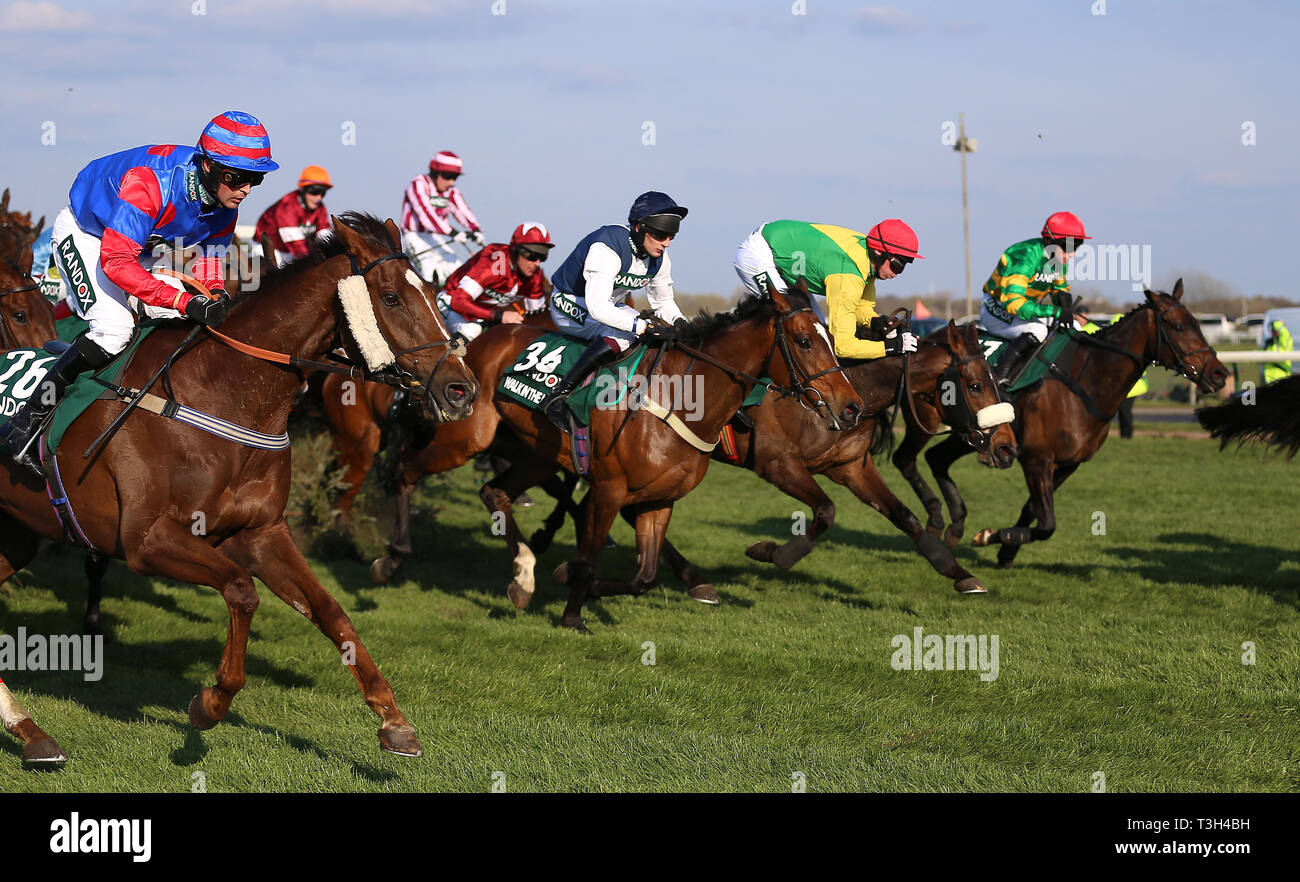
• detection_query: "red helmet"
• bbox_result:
[429,151,463,174]
[866,219,924,259]
[1041,211,1090,241]
[510,222,554,250]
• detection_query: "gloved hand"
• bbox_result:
[673,317,691,332]
[883,329,919,356]
[1016,300,1059,321]
[185,291,229,327]
[862,314,904,341]
[450,230,469,245]
[636,318,676,345]
[469,230,486,246]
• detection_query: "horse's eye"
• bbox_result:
[382,291,400,307]
[13,311,27,324]
[969,382,981,394]
[796,336,812,349]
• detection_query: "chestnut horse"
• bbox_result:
[897,282,1228,568]
[533,321,1018,595]
[370,284,864,629]
[0,213,477,765]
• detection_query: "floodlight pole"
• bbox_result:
[955,114,977,319]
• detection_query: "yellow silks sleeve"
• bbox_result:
[825,272,885,359]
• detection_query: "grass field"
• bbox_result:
[1,421,1297,792]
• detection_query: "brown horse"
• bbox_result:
[0,213,477,765]
[535,321,1017,595]
[370,284,864,629]
[0,237,58,353]
[898,281,1228,568]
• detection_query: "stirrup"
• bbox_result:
[542,395,571,433]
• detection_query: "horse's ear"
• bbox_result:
[0,189,9,214]
[33,216,44,239]
[383,217,403,251]
[330,215,361,252]
[944,319,960,349]
[1143,288,1156,303]
[1171,278,1184,301]
[18,242,33,277]
[767,277,792,312]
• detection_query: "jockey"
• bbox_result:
[442,223,555,341]
[1263,318,1293,384]
[400,150,484,285]
[254,165,332,267]
[0,110,277,473]
[982,211,1089,384]
[733,219,922,359]
[537,191,689,430]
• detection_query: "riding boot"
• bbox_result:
[538,337,617,432]
[995,333,1038,387]
[0,334,111,475]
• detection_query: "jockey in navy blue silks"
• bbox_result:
[0,111,278,474]
[538,191,690,431]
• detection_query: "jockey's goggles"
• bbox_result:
[302,185,330,196]
[218,168,265,189]
[518,248,549,262]
[888,255,913,274]
[434,171,461,181]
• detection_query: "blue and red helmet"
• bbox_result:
[197,111,279,173]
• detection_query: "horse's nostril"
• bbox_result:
[447,383,469,402]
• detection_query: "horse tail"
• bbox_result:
[869,408,898,459]
[1196,375,1300,459]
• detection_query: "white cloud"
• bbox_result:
[0,1,93,32]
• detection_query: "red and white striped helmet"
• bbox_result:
[429,151,463,175]
[510,222,554,249]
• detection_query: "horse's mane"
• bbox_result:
[673,285,814,346]
[253,212,394,291]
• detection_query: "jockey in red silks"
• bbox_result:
[441,223,555,341]
[255,165,332,267]
[400,150,484,285]
[0,110,278,474]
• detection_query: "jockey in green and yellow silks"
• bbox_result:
[1263,319,1293,384]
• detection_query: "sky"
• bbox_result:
[1,0,1297,312]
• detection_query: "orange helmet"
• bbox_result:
[297,166,332,189]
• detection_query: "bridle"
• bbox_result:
[663,304,849,427]
[900,331,1006,451]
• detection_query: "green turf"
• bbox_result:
[0,428,1296,792]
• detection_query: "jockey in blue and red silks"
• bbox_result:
[0,110,279,473]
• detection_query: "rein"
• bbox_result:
[155,255,467,391]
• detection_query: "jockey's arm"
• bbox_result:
[643,253,685,325]
[446,275,499,321]
[581,242,641,333]
[100,167,227,310]
[825,272,885,359]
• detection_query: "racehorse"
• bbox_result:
[530,321,1017,596]
[0,213,477,765]
[1197,373,1300,458]
[369,283,864,629]
[897,281,1228,567]
[0,234,58,354]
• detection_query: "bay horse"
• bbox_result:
[370,283,864,630]
[897,281,1228,568]
[0,212,477,765]
[531,321,1018,595]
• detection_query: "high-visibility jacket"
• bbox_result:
[1263,320,1293,384]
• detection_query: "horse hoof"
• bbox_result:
[552,561,570,584]
[561,615,589,633]
[745,541,777,563]
[955,577,987,595]
[369,556,400,584]
[527,531,552,554]
[772,536,814,571]
[944,526,963,549]
[971,529,996,547]
[378,725,423,757]
[507,581,534,609]
[688,584,719,605]
[22,737,67,769]
[996,560,1015,570]
[187,690,221,731]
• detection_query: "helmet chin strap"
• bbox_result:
[629,223,650,258]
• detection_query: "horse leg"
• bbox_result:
[529,472,579,554]
[221,520,422,756]
[926,433,976,548]
[824,455,987,595]
[554,484,623,632]
[82,552,111,639]
[129,518,262,731]
[993,461,1079,568]
[480,457,556,609]
[892,426,946,539]
[370,477,415,584]
[592,504,673,597]
[623,508,718,604]
[0,521,67,766]
[743,459,835,570]
[331,422,379,530]
[971,459,1059,569]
